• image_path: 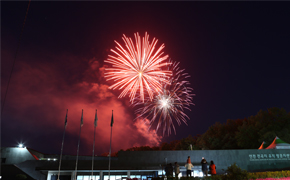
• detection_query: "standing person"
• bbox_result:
[169,163,174,177]
[209,161,216,175]
[174,162,180,179]
[165,164,170,177]
[187,156,191,164]
[201,157,208,177]
[185,162,194,177]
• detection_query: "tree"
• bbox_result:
[99,107,290,154]
[159,140,181,150]
[224,163,248,180]
[126,146,154,151]
[174,135,199,150]
[196,119,243,150]
[197,107,290,150]
[236,108,290,149]
[100,152,109,156]
[160,142,171,150]
[15,174,27,180]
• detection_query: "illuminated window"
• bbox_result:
[83,176,90,180]
[158,170,165,175]
[104,175,116,180]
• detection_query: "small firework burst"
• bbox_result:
[134,60,195,135]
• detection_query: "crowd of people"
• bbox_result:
[164,156,216,178]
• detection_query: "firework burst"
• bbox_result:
[104,32,172,103]
[134,60,195,135]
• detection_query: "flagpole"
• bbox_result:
[75,109,84,180]
[108,126,112,180]
[91,110,98,180]
[57,109,68,180]
[108,110,114,180]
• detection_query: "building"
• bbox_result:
[1,146,290,180]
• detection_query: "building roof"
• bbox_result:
[266,136,290,149]
[26,147,43,160]
[258,141,267,149]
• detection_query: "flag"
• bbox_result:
[64,109,68,127]
[110,110,114,127]
[94,109,98,127]
[80,109,83,127]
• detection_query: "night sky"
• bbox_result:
[2,2,290,156]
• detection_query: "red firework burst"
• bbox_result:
[104,32,172,103]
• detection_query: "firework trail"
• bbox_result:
[134,60,195,135]
[104,32,172,103]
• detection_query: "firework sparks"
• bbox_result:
[104,32,172,103]
[134,61,195,135]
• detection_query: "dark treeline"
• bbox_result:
[102,107,290,156]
